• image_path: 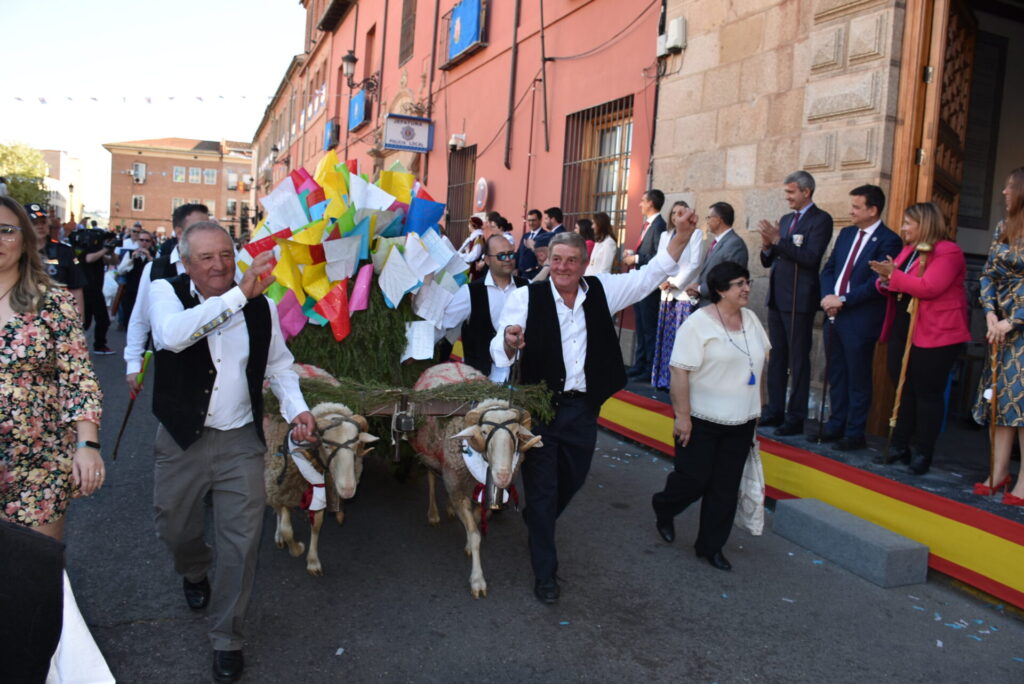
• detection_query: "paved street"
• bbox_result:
[64,327,1024,683]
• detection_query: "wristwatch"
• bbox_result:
[76,440,101,450]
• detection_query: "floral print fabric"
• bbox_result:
[0,287,103,526]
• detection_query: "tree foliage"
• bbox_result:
[0,142,49,206]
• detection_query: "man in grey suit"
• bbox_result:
[686,202,749,307]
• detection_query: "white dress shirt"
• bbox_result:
[657,229,703,301]
[124,245,186,374]
[148,279,309,427]
[441,271,521,382]
[490,249,680,392]
[832,220,881,295]
[584,236,617,276]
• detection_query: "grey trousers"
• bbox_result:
[153,423,266,651]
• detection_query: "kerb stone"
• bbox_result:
[774,498,928,588]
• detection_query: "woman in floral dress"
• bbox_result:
[0,197,104,540]
[972,167,1024,506]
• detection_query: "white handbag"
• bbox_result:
[734,437,765,536]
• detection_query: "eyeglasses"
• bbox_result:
[727,278,752,289]
[0,224,23,241]
[488,252,516,262]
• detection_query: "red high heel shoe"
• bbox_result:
[1003,491,1024,506]
[973,474,1011,495]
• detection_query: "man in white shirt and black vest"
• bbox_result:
[147,221,315,682]
[441,234,528,381]
[492,214,697,604]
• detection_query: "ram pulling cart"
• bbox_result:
[252,152,549,594]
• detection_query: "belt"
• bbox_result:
[560,390,587,399]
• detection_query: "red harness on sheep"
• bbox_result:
[470,408,525,535]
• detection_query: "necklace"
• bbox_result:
[714,304,756,386]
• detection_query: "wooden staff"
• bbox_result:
[884,242,933,463]
[988,341,999,496]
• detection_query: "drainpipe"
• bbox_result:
[424,0,441,185]
[504,0,522,169]
[343,3,360,163]
[647,0,667,189]
[538,0,550,152]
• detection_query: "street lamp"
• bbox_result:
[341,50,379,93]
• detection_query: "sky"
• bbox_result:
[1,0,307,213]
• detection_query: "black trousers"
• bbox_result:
[886,338,961,458]
[82,285,110,348]
[765,307,814,422]
[631,290,661,373]
[651,417,756,555]
[521,396,599,581]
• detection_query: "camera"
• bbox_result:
[70,228,119,256]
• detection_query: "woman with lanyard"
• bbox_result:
[869,202,971,475]
[651,261,769,571]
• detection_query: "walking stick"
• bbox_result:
[884,243,932,463]
[112,350,153,461]
[988,341,999,496]
[817,315,833,442]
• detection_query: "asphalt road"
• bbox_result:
[64,327,1024,683]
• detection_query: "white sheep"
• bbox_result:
[264,402,378,576]
[409,363,542,598]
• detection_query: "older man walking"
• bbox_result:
[147,221,315,682]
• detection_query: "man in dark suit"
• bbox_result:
[685,202,748,308]
[515,209,544,275]
[818,185,902,450]
[758,170,833,436]
[624,189,667,380]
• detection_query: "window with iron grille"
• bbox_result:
[399,0,416,66]
[445,144,477,247]
[560,96,634,242]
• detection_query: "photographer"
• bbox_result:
[115,229,155,323]
[73,223,119,355]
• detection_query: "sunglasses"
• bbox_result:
[0,224,23,241]
[488,252,516,261]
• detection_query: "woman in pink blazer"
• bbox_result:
[869,202,971,475]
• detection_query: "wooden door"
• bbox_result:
[867,0,977,436]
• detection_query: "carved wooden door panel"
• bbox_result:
[929,0,977,232]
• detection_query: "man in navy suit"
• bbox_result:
[758,171,833,436]
[818,185,902,450]
[624,189,667,380]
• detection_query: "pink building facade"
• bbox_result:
[254,0,661,256]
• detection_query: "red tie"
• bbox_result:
[785,210,800,238]
[838,230,866,295]
[635,219,650,252]
[707,238,718,256]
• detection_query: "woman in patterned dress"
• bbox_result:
[0,197,104,540]
[971,167,1024,505]
[651,201,704,390]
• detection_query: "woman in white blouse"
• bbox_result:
[584,212,617,276]
[651,261,769,571]
[650,201,704,389]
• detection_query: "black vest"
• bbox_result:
[519,277,626,411]
[461,275,527,376]
[152,275,272,450]
[150,255,177,281]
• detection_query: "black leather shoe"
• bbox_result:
[774,421,803,437]
[816,429,841,443]
[696,549,732,571]
[655,517,675,543]
[759,414,784,427]
[183,576,210,611]
[213,649,243,682]
[534,577,560,605]
[833,436,867,451]
[908,451,931,475]
[872,446,910,465]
